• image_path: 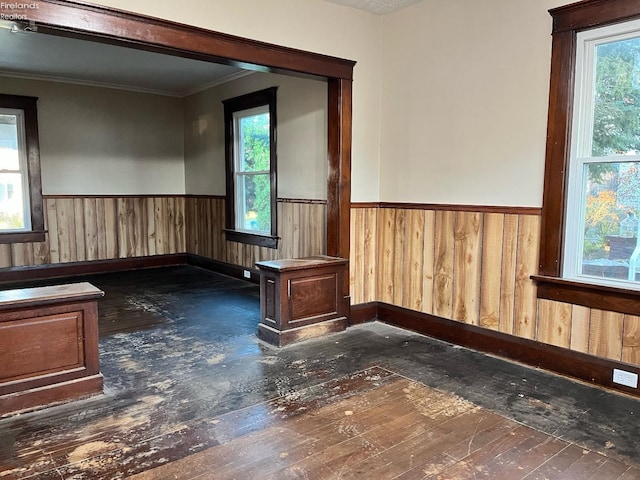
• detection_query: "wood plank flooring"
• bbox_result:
[1,266,639,479]
[128,375,640,480]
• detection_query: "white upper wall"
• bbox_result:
[91,0,383,202]
[0,76,185,195]
[184,72,328,199]
[379,0,573,207]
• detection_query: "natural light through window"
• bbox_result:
[0,109,30,232]
[233,106,271,235]
[565,19,640,288]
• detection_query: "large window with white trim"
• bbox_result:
[564,19,640,288]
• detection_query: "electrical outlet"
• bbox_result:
[243,270,251,279]
[613,369,638,388]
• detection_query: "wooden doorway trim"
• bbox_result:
[7,0,354,299]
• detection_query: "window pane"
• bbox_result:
[592,36,640,157]
[239,112,270,172]
[580,161,640,282]
[0,114,20,170]
[0,172,25,230]
[237,173,271,233]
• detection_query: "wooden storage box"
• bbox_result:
[0,282,104,415]
[256,255,348,347]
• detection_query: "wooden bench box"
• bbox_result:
[256,256,348,347]
[0,282,104,415]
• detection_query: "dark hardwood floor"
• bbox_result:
[1,266,639,479]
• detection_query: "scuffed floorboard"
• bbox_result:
[1,266,639,479]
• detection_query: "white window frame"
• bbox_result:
[232,105,271,235]
[563,18,640,289]
[0,107,32,232]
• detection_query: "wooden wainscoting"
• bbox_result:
[186,196,327,269]
[0,196,186,269]
[350,203,640,369]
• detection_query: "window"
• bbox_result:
[563,20,640,289]
[0,94,44,244]
[223,88,278,248]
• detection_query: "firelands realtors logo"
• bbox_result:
[0,2,39,21]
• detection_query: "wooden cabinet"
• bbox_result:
[256,256,348,347]
[0,282,104,415]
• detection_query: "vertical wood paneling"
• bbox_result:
[421,210,435,315]
[363,207,377,303]
[349,208,360,304]
[56,198,76,263]
[589,309,624,360]
[0,244,11,268]
[104,198,119,259]
[479,213,504,330]
[392,209,406,306]
[499,214,518,335]
[570,305,591,353]
[513,215,540,340]
[377,208,396,304]
[73,198,86,261]
[623,315,640,365]
[83,198,99,261]
[537,299,572,348]
[95,198,107,260]
[433,210,454,318]
[402,209,424,312]
[46,198,60,264]
[452,211,482,325]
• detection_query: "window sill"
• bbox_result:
[224,229,279,249]
[532,274,640,315]
[0,230,46,244]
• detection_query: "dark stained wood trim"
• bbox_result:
[538,1,640,309]
[223,230,279,249]
[533,275,640,316]
[0,231,46,244]
[45,194,188,199]
[0,94,44,245]
[349,302,377,326]
[0,254,187,285]
[351,202,542,215]
[184,194,226,200]
[223,87,278,244]
[354,301,640,398]
[350,202,379,209]
[327,78,353,314]
[539,30,575,278]
[0,374,103,417]
[277,198,328,205]
[551,0,640,34]
[187,254,260,283]
[0,253,263,286]
[2,0,355,80]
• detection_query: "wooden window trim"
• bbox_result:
[537,0,640,312]
[0,94,45,244]
[223,87,278,249]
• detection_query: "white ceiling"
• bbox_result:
[324,0,423,15]
[0,24,250,97]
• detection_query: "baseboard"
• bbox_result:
[349,302,377,326]
[0,254,262,285]
[0,374,104,417]
[0,254,188,285]
[186,254,260,283]
[352,301,640,398]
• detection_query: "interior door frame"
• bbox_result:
[7,0,354,304]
